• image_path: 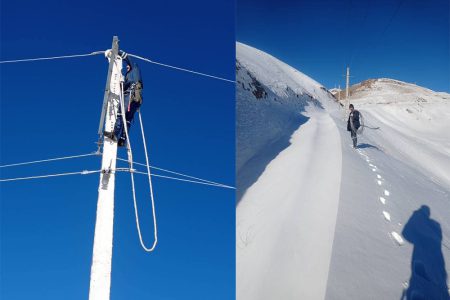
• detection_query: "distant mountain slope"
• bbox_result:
[340,78,450,189]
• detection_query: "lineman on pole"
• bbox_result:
[104,50,144,147]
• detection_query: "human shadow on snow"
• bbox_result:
[357,143,381,150]
[400,205,449,300]
[236,114,310,203]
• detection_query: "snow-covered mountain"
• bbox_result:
[236,43,331,169]
[236,42,450,300]
[338,78,450,190]
[328,87,342,95]
[236,42,333,199]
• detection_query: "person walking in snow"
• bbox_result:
[347,104,360,148]
[114,52,144,147]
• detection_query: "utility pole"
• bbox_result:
[338,84,341,102]
[89,36,122,300]
[346,66,350,110]
[346,67,350,100]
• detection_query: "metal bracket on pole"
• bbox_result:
[98,36,119,137]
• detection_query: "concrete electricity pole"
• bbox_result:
[338,84,341,102]
[345,67,350,99]
[346,66,350,110]
[89,36,122,300]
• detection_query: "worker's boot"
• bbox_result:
[104,131,117,141]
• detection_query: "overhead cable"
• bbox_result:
[0,170,101,182]
[0,51,104,64]
[127,53,235,83]
[0,152,98,168]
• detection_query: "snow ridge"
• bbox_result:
[236,42,342,300]
[236,42,332,174]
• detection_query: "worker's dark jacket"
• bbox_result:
[347,110,360,132]
[124,57,143,104]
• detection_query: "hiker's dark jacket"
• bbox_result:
[347,110,360,132]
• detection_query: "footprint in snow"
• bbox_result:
[391,231,404,246]
[377,180,382,185]
[379,197,386,204]
[372,168,377,172]
[383,211,391,221]
[384,190,390,196]
[377,174,382,179]
[369,163,375,167]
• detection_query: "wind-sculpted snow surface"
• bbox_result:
[236,42,331,175]
[236,43,334,202]
[326,80,450,299]
[344,78,450,189]
[236,42,342,300]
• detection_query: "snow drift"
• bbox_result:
[236,42,342,299]
[236,42,333,200]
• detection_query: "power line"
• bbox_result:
[117,157,233,189]
[127,53,235,83]
[132,170,235,189]
[0,152,98,168]
[0,50,235,83]
[1,47,234,188]
[348,0,372,67]
[348,0,405,67]
[0,152,233,188]
[0,169,101,182]
[0,168,234,189]
[0,51,104,64]
[377,0,405,43]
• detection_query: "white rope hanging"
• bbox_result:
[118,77,158,252]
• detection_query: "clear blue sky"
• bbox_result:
[0,0,235,299]
[238,0,450,92]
